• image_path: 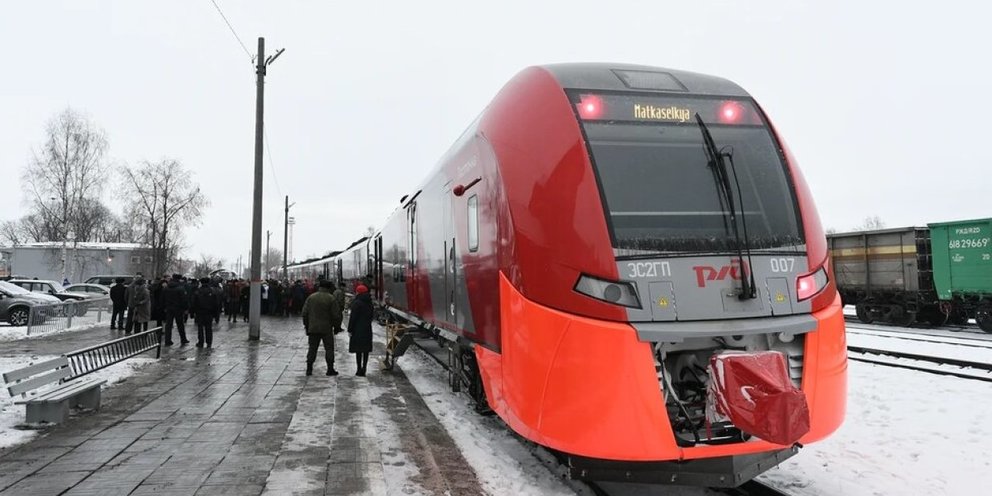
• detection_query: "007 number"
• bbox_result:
[769,258,796,273]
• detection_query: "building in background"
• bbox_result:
[0,242,154,283]
[0,251,9,279]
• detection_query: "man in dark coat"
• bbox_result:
[291,281,306,315]
[193,277,218,347]
[332,282,346,333]
[301,280,340,376]
[109,278,127,330]
[150,277,165,327]
[162,274,190,346]
[269,280,283,317]
[347,284,374,376]
[129,277,151,333]
[210,278,224,324]
[226,279,241,322]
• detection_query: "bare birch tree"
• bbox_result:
[122,159,208,276]
[22,108,108,243]
[858,215,886,231]
[193,254,225,278]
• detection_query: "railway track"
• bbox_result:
[848,345,992,382]
[404,330,796,496]
[846,328,992,350]
[843,315,986,336]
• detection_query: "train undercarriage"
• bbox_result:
[378,301,812,487]
[846,290,992,331]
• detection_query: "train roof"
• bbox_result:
[541,63,749,97]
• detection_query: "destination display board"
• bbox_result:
[572,92,763,125]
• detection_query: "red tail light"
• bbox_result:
[797,267,829,301]
[576,94,604,120]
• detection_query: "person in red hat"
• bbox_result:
[347,284,374,376]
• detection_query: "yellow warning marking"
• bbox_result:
[658,297,669,308]
[775,293,786,303]
[830,245,918,257]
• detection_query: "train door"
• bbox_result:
[407,201,418,311]
[374,235,384,303]
[335,259,343,285]
[442,189,456,323]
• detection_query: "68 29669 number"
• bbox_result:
[949,238,990,249]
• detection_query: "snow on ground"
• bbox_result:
[363,376,427,495]
[758,359,992,495]
[0,312,108,341]
[846,329,992,364]
[0,354,156,450]
[847,325,992,347]
[396,347,581,496]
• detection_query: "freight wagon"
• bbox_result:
[828,218,992,331]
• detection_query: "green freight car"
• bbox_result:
[928,218,992,331]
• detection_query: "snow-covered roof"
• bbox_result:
[4,242,148,250]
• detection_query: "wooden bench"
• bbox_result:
[2,357,106,424]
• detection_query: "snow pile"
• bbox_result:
[0,354,156,450]
[0,314,107,341]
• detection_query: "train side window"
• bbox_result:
[468,194,479,252]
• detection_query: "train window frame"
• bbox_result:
[468,194,479,252]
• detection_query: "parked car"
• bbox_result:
[85,275,135,286]
[64,283,111,296]
[7,280,91,301]
[0,281,59,326]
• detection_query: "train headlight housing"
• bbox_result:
[796,267,829,301]
[574,274,641,308]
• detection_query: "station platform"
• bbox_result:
[0,317,486,496]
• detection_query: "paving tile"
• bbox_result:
[0,470,89,496]
[195,484,264,496]
[0,317,488,495]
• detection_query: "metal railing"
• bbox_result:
[64,327,162,381]
[26,296,112,336]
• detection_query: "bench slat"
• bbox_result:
[23,379,106,404]
[2,357,69,384]
[6,367,73,397]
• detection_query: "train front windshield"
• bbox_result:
[572,93,805,257]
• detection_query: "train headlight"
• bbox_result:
[574,274,641,309]
[796,267,829,301]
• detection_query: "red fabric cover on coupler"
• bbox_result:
[707,350,810,446]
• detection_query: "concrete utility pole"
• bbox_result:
[249,37,285,340]
[283,195,295,280]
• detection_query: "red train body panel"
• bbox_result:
[291,63,846,486]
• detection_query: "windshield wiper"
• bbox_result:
[694,113,757,300]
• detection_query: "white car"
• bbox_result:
[64,283,111,296]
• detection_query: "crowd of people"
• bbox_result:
[107,273,375,377]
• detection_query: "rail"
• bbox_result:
[848,346,992,382]
[64,327,162,381]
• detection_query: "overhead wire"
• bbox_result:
[263,126,283,198]
[208,0,254,61]
[207,0,284,205]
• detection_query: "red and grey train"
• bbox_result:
[288,63,847,486]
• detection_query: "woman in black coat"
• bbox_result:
[347,285,374,376]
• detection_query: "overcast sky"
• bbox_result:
[2,1,989,268]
